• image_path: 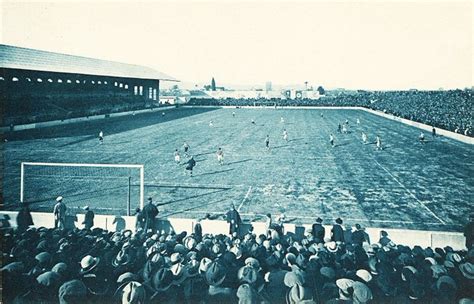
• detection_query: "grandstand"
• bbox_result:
[0,44,177,127]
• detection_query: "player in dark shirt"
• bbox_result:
[186,156,196,177]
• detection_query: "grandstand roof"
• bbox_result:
[0,44,177,81]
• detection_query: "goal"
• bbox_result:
[20,162,144,215]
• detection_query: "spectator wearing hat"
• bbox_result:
[226,203,242,236]
[16,202,34,232]
[352,224,366,247]
[312,217,325,244]
[464,213,474,250]
[82,206,95,230]
[79,254,110,297]
[263,253,288,304]
[331,218,344,243]
[284,271,315,304]
[58,279,89,304]
[142,197,159,233]
[205,261,238,304]
[330,278,354,303]
[379,230,392,247]
[53,196,67,230]
[116,281,146,304]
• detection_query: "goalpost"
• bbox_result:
[20,162,144,215]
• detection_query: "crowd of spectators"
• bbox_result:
[188,89,472,137]
[2,208,474,304]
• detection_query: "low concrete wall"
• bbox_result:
[359,107,473,145]
[1,211,466,250]
[1,106,176,132]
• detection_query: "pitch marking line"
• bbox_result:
[372,159,446,225]
[238,186,253,212]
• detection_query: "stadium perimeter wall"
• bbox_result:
[0,211,466,250]
[0,106,176,132]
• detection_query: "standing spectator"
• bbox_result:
[265,213,273,233]
[312,217,325,243]
[82,206,94,230]
[344,224,353,245]
[142,197,159,233]
[226,203,242,235]
[464,213,474,250]
[379,230,392,247]
[53,196,67,230]
[16,202,33,232]
[331,217,344,243]
[134,207,144,233]
[352,224,365,247]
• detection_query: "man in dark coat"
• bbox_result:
[16,202,34,232]
[331,217,344,243]
[352,224,366,247]
[142,197,159,233]
[312,217,325,243]
[82,206,94,230]
[225,204,241,235]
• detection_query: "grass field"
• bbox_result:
[3,107,473,232]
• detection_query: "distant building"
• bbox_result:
[265,81,272,92]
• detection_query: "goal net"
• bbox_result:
[20,162,144,215]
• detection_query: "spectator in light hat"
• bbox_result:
[82,206,94,230]
[53,196,67,230]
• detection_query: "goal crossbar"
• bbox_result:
[20,162,145,210]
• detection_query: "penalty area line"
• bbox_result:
[238,186,253,212]
[372,159,446,225]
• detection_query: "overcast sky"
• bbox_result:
[1,0,472,90]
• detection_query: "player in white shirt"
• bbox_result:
[174,149,181,164]
[376,136,382,150]
[419,132,425,144]
[280,117,285,124]
[283,129,288,142]
[232,111,236,118]
[361,132,368,144]
[99,131,104,144]
[216,148,224,165]
[342,124,348,134]
[356,118,360,125]
[209,121,214,127]
[329,134,335,147]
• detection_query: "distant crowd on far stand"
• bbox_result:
[188,89,473,137]
[3,196,474,304]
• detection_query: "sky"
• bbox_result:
[1,0,472,90]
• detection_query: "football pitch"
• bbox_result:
[3,107,473,232]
